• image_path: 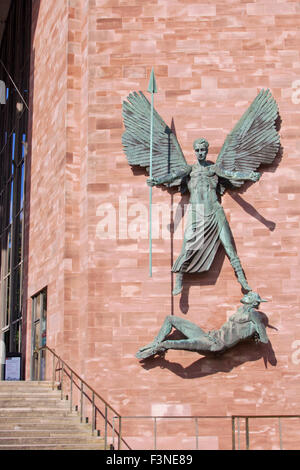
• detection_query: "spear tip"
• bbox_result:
[147,67,158,94]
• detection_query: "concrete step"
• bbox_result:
[0,387,61,398]
[0,398,68,404]
[0,409,76,417]
[0,423,91,431]
[0,443,106,450]
[0,401,69,408]
[0,381,56,387]
[0,416,83,425]
[0,410,79,427]
[0,436,104,445]
[0,429,94,437]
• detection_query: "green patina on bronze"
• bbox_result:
[136,292,269,360]
[122,89,280,295]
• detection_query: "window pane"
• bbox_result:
[5,275,10,326]
[20,163,24,211]
[41,291,47,346]
[35,294,41,321]
[9,180,13,224]
[12,266,21,321]
[34,320,40,350]
[11,321,21,353]
[15,212,23,266]
[7,228,11,274]
[11,133,16,171]
[0,192,3,233]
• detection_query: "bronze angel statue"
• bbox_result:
[122,89,280,296]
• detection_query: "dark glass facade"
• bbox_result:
[0,1,31,363]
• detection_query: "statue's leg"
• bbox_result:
[172,272,184,296]
[171,225,191,296]
[136,316,213,359]
[139,315,200,350]
[160,337,215,353]
[219,220,252,291]
[136,315,175,358]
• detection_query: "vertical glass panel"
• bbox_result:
[11,133,16,175]
[34,321,40,351]
[10,321,21,353]
[22,134,26,158]
[15,211,23,265]
[20,163,24,211]
[5,275,10,326]
[0,234,2,275]
[17,321,22,353]
[4,330,9,353]
[7,229,11,274]
[41,291,47,346]
[0,192,3,233]
[35,294,41,321]
[9,180,13,224]
[12,266,21,321]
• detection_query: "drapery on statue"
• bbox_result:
[122,89,280,295]
[136,291,269,360]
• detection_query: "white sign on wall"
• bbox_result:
[5,356,21,381]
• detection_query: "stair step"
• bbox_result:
[0,400,68,406]
[0,416,82,424]
[0,387,61,398]
[0,430,91,437]
[0,444,106,450]
[0,381,56,387]
[0,410,76,417]
[0,437,103,444]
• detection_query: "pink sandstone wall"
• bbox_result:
[26,0,300,449]
[24,0,68,364]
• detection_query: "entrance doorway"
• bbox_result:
[31,288,47,380]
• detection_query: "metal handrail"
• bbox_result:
[38,345,129,450]
[232,415,300,450]
[114,414,300,450]
[38,346,300,450]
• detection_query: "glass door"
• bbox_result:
[31,289,47,380]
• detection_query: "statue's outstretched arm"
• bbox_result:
[215,166,261,183]
[147,166,192,186]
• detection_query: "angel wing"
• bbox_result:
[122,91,189,187]
[216,89,280,190]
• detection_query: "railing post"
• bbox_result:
[92,392,95,436]
[245,417,250,450]
[52,352,55,390]
[154,417,157,450]
[232,417,236,450]
[61,362,64,400]
[195,417,199,450]
[112,417,116,449]
[80,381,83,423]
[70,371,73,412]
[104,405,108,449]
[118,416,122,450]
[278,417,283,450]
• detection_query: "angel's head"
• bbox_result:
[193,138,209,162]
